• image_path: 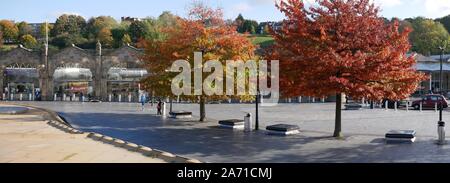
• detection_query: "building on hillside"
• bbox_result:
[121,17,141,22]
[257,21,282,34]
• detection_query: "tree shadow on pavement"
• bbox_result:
[58,112,449,163]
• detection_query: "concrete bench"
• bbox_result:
[169,111,192,119]
[266,124,300,136]
[385,130,416,143]
[218,119,245,129]
[344,104,362,110]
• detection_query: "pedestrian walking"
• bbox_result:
[157,100,162,115]
[140,95,146,111]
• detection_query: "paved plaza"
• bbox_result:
[0,104,166,163]
[7,101,450,163]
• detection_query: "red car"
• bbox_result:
[411,95,448,110]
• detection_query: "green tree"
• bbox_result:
[0,31,3,47]
[20,34,37,48]
[235,14,245,33]
[234,14,258,34]
[85,16,118,39]
[437,15,450,34]
[128,20,149,42]
[242,19,258,34]
[52,14,86,36]
[0,20,19,42]
[39,23,53,38]
[158,11,178,27]
[408,17,450,55]
[51,33,88,48]
[111,27,127,47]
[122,34,131,45]
[16,21,32,37]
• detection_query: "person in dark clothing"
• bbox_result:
[80,92,84,102]
[157,100,162,115]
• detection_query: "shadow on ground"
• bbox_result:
[56,112,450,163]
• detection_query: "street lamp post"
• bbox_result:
[438,41,447,145]
[255,74,260,131]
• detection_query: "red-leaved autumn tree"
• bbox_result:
[140,2,256,121]
[270,0,427,137]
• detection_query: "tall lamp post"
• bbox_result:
[255,68,260,131]
[438,41,448,145]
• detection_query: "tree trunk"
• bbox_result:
[333,93,343,138]
[199,96,206,122]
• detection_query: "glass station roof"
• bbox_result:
[53,68,93,81]
[107,67,148,81]
[5,68,39,78]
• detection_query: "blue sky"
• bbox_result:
[1,0,450,23]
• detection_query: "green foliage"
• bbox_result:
[17,21,32,37]
[0,31,3,47]
[51,33,88,49]
[122,34,131,45]
[20,34,38,48]
[408,17,450,55]
[241,20,258,34]
[111,27,127,47]
[39,23,53,39]
[85,16,118,39]
[234,14,258,34]
[52,14,86,36]
[250,35,274,48]
[128,20,149,42]
[436,15,450,34]
[128,12,178,43]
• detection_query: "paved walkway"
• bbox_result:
[0,104,166,163]
[9,101,450,163]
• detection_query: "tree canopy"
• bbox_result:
[270,0,426,137]
[141,3,256,121]
[0,20,19,42]
[436,15,450,34]
[16,21,32,38]
[234,14,258,34]
[20,34,38,48]
[52,14,87,36]
[407,17,450,55]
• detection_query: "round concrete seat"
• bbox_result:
[138,146,154,156]
[124,143,139,151]
[113,139,126,147]
[101,136,114,144]
[170,111,192,115]
[218,119,245,126]
[87,133,104,140]
[266,124,300,132]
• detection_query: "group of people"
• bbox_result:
[140,95,164,115]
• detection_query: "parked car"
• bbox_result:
[411,94,448,110]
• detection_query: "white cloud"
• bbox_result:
[372,0,403,8]
[424,0,450,18]
[233,2,252,12]
[248,0,290,6]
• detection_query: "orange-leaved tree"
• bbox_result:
[269,0,427,137]
[140,2,256,121]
